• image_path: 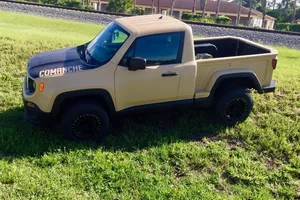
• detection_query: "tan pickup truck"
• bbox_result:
[23,14,278,142]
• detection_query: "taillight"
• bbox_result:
[272,58,277,70]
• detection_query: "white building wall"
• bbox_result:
[250,18,263,28]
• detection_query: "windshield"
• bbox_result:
[81,23,129,65]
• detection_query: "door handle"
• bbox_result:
[162,72,178,77]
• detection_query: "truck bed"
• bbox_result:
[193,36,278,99]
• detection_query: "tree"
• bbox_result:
[267,8,292,22]
[201,0,208,17]
[270,0,276,10]
[291,0,298,23]
[261,0,267,27]
[236,0,242,25]
[233,0,260,10]
[247,0,252,26]
[170,0,176,16]
[133,0,136,14]
[216,0,221,19]
[192,0,197,15]
[152,0,155,14]
[297,7,300,19]
[97,0,100,11]
[106,0,133,13]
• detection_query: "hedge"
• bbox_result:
[181,12,215,23]
[216,15,231,24]
[275,23,291,31]
[290,23,300,32]
[181,12,194,20]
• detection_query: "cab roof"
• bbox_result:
[114,14,189,36]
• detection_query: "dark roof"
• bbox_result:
[135,0,275,19]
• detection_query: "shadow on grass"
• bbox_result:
[0,107,226,158]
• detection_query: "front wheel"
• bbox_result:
[215,88,253,126]
[61,103,110,142]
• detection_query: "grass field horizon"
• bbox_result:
[0,11,300,199]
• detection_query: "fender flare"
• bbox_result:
[51,89,116,116]
[209,72,263,96]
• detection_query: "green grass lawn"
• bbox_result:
[0,10,300,199]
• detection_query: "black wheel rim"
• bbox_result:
[224,98,248,122]
[72,114,101,140]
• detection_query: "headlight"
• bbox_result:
[26,76,36,94]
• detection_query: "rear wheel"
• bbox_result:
[215,88,253,126]
[61,103,110,142]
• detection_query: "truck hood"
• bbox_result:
[27,46,96,79]
[28,47,79,69]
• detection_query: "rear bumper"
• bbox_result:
[23,96,54,127]
[262,80,276,93]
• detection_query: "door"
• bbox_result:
[115,32,184,111]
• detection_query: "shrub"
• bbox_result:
[40,0,58,4]
[57,0,81,8]
[181,12,215,23]
[275,23,290,31]
[216,15,231,24]
[192,14,202,20]
[106,0,133,14]
[198,16,215,23]
[182,12,193,20]
[290,23,300,32]
[81,5,94,10]
[237,24,244,27]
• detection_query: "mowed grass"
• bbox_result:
[0,10,300,199]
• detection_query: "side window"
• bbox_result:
[135,32,182,66]
[119,43,135,67]
[119,32,183,67]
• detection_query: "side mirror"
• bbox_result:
[128,57,146,71]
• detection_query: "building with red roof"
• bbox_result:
[91,0,276,29]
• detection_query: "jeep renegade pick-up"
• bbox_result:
[23,14,278,141]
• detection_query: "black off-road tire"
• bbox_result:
[61,103,110,142]
[215,88,253,126]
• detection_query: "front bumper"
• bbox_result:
[23,96,54,127]
[262,80,276,93]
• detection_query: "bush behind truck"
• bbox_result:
[23,14,278,142]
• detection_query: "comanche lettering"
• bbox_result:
[39,65,83,77]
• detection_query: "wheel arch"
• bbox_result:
[209,72,263,98]
[51,89,116,120]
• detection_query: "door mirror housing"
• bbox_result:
[128,57,146,71]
